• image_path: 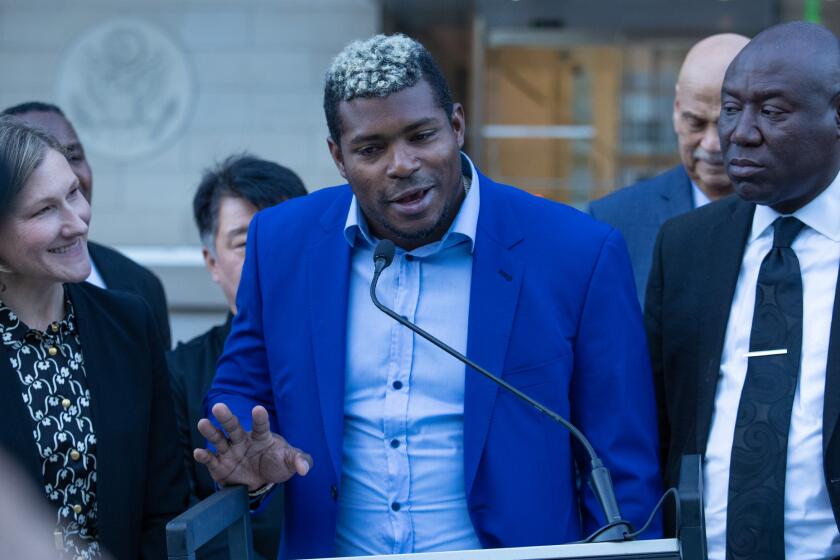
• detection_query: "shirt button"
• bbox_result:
[48,346,58,356]
[70,450,81,461]
[330,485,338,501]
[72,504,82,514]
[390,439,400,449]
[405,254,414,261]
[392,380,403,390]
[391,502,401,511]
[61,398,71,409]
[50,323,59,333]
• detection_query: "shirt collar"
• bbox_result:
[751,167,840,243]
[0,290,76,344]
[343,152,481,254]
[690,181,712,209]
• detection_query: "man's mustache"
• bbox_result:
[693,147,723,165]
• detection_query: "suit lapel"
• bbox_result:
[656,166,694,227]
[463,178,524,497]
[66,283,121,532]
[821,261,840,455]
[695,198,754,453]
[86,242,113,287]
[306,192,352,485]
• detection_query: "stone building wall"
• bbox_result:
[0,0,381,342]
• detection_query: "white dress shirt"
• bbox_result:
[85,259,106,289]
[704,171,840,559]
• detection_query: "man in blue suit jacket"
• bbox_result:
[195,34,661,559]
[590,34,749,305]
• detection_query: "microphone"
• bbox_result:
[369,239,633,542]
[373,237,396,274]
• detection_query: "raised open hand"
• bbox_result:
[193,404,312,491]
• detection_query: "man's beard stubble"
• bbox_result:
[379,175,466,244]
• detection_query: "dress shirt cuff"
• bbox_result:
[248,483,276,510]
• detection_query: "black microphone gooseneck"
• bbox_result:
[370,239,633,542]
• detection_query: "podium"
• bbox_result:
[310,539,679,560]
[167,456,706,560]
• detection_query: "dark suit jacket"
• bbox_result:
[167,317,283,560]
[589,165,693,305]
[645,195,840,530]
[0,282,189,559]
[89,241,172,350]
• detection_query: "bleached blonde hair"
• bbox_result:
[0,117,64,276]
[323,34,453,144]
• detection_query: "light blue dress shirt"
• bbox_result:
[335,155,483,556]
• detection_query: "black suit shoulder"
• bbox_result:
[656,194,744,253]
[167,322,229,501]
[647,195,748,311]
[663,191,738,224]
[165,319,282,560]
[70,280,155,336]
[88,241,171,349]
[87,242,165,300]
[168,322,229,387]
[66,281,189,559]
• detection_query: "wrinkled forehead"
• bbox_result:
[724,47,824,100]
[677,78,724,111]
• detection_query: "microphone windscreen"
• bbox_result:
[373,239,396,268]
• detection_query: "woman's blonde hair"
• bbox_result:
[0,117,64,277]
[0,116,63,221]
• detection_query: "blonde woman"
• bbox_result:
[0,118,187,559]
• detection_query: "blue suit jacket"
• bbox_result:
[589,166,693,306]
[208,172,662,559]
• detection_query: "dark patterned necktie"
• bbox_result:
[726,216,805,559]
